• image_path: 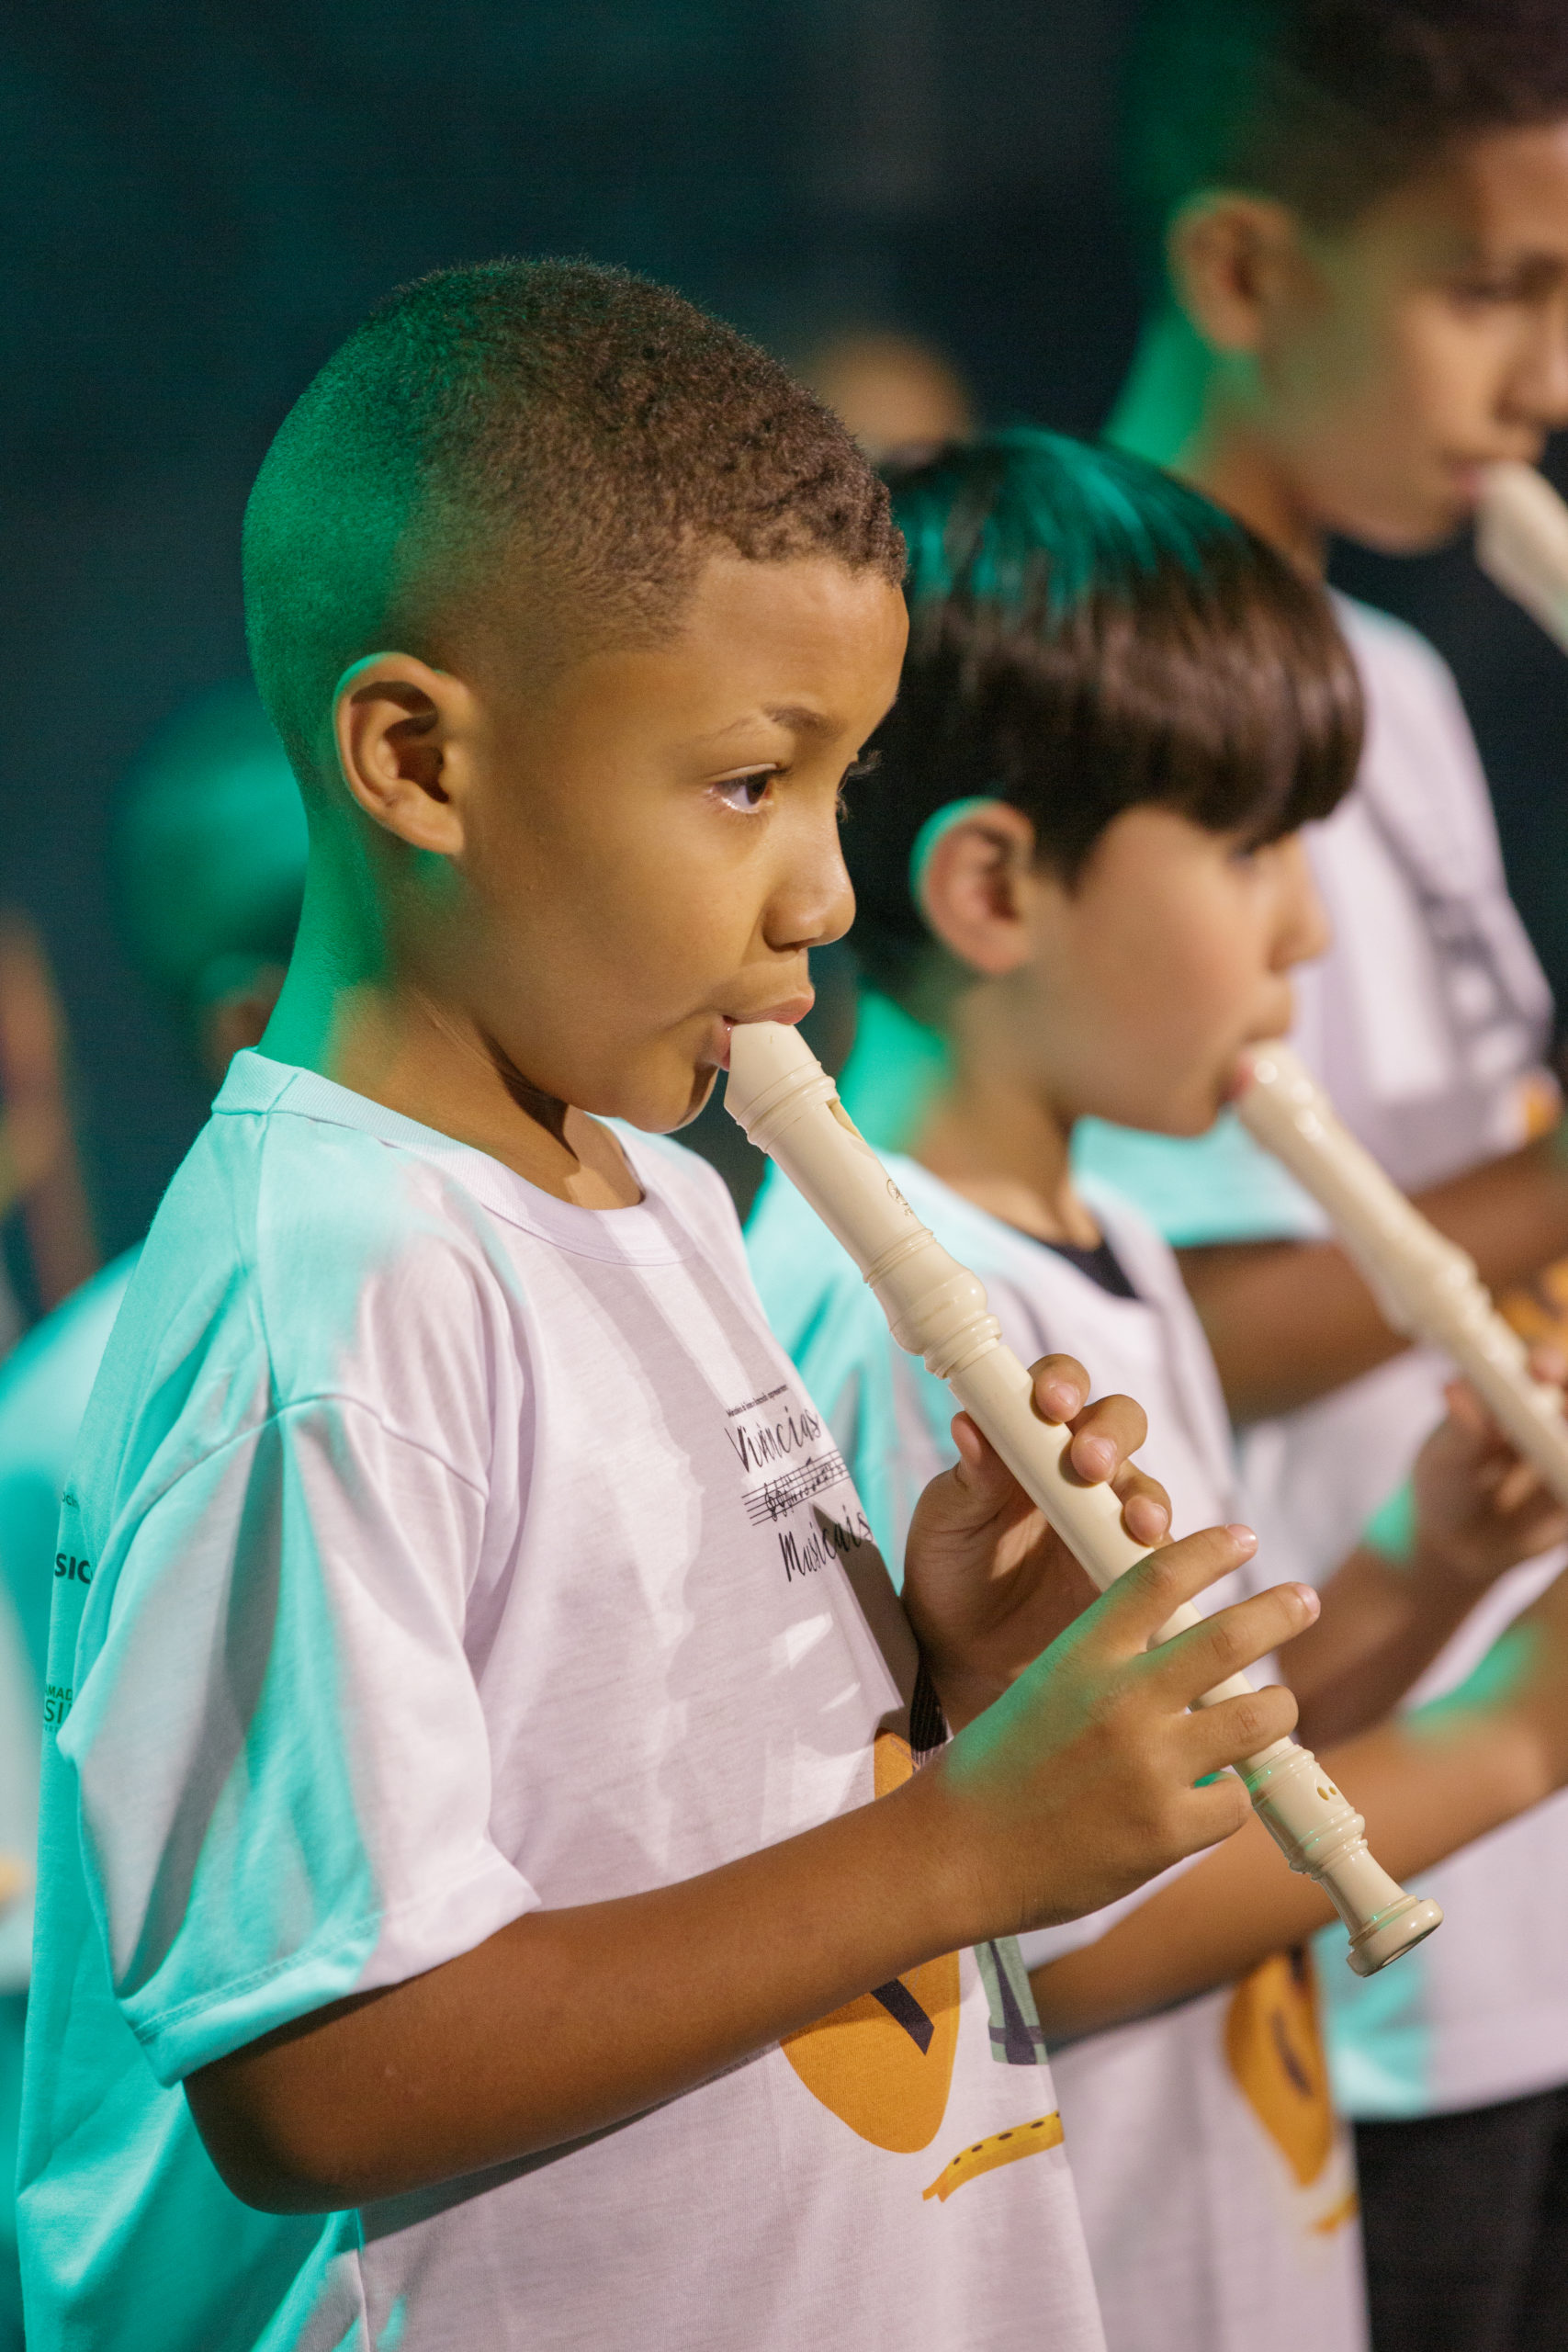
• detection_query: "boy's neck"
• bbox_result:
[1108,309,1328,576]
[908,1015,1099,1252]
[260,852,642,1209]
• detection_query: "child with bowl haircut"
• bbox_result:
[1081,6,1568,2335]
[14,262,1321,2352]
[748,429,1568,2352]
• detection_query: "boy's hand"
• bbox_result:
[1412,1346,1568,1589]
[919,1525,1316,1935]
[902,1353,1172,1730]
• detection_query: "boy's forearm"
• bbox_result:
[1029,1704,1551,2043]
[1182,1131,1568,1423]
[1285,1544,1486,1750]
[188,1769,988,2214]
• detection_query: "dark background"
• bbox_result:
[5,0,1567,1275]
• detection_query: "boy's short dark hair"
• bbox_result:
[244,258,904,778]
[847,429,1361,1001]
[1124,0,1568,273]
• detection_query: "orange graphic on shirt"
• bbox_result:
[782,1732,961,2152]
[922,2109,1065,2203]
[1499,1251,1568,1357]
[1497,1076,1568,1347]
[1224,1949,1335,2188]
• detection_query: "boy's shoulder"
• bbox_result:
[73,1057,566,1527]
[1330,592,1476,768]
[80,1069,754,1521]
[1326,592,1514,893]
[149,1052,513,1340]
[1331,589,1456,686]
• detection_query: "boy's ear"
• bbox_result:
[333,654,479,856]
[1166,191,1305,356]
[916,801,1040,978]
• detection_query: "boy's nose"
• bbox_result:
[1273,842,1332,970]
[1508,305,1568,434]
[765,849,855,956]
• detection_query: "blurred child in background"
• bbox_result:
[801,327,975,467]
[0,682,305,2350]
[0,681,308,1683]
[0,916,96,1352]
[1066,7,1568,2340]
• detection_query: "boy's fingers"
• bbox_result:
[1181,1679,1300,1776]
[1441,1377,1493,1442]
[1113,1467,1170,1550]
[1437,1377,1554,1513]
[1087,1523,1259,1654]
[1060,1390,1149,1487]
[944,1413,1045,1517]
[1146,1580,1319,1712]
[1028,1354,1090,1425]
[1495,1455,1545,1515]
[943,1409,1168,1548]
[1171,1773,1254,1855]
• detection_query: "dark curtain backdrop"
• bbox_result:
[3,0,1565,1270]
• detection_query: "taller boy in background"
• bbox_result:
[17,260,1315,2352]
[1078,4,1568,2342]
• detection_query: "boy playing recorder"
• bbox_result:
[749,430,1568,2352]
[1078,6,1568,2335]
[15,263,1317,2352]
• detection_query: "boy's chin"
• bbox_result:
[1130,1081,1231,1139]
[1338,481,1472,557]
[607,1060,720,1136]
[674,1065,721,1130]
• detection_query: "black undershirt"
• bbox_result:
[1033,1231,1139,1302]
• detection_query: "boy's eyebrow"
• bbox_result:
[766,704,835,736]
[1449,230,1568,288]
[701,704,838,747]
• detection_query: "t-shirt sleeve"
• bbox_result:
[60,1394,537,2086]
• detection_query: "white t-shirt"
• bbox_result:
[18,1052,1104,2352]
[1075,595,1568,2120]
[748,1157,1367,2352]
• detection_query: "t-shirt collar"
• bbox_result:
[214,1050,694,1266]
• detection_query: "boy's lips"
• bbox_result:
[711,997,815,1070]
[1221,1035,1282,1103]
[1449,449,1544,507]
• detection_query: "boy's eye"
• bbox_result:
[1449,271,1531,309]
[712,768,777,814]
